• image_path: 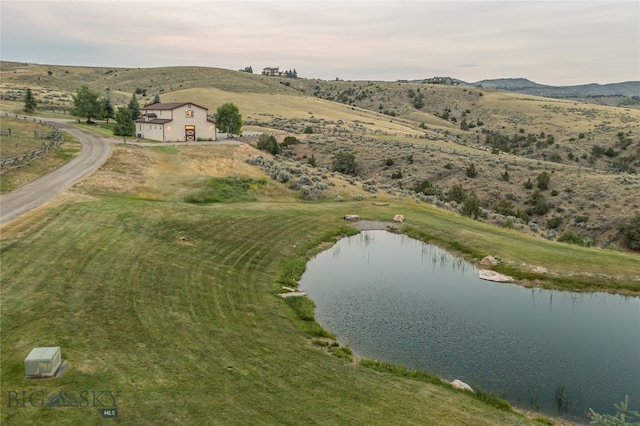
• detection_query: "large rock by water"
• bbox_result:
[451,379,474,393]
[478,269,514,283]
[479,255,499,267]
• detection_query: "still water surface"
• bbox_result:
[299,231,640,423]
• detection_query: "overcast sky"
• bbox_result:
[1,1,638,86]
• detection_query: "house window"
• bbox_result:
[186,110,194,118]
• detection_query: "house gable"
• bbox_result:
[135,101,216,142]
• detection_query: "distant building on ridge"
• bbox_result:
[262,67,284,77]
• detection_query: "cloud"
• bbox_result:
[1,1,638,85]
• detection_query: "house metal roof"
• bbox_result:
[134,118,172,124]
[142,102,208,111]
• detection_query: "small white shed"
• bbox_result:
[25,347,61,378]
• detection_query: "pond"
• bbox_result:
[299,230,640,423]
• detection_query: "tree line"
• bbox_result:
[24,85,147,138]
[23,86,243,139]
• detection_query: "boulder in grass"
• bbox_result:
[479,255,499,267]
[451,379,474,393]
[393,214,404,223]
[343,214,360,221]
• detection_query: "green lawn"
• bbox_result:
[2,140,638,425]
[398,202,640,292]
[2,197,555,425]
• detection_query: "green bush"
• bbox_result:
[537,172,550,190]
[618,213,640,251]
[391,170,402,179]
[304,126,314,134]
[414,180,442,198]
[546,216,563,229]
[413,94,425,109]
[524,178,533,189]
[516,208,530,223]
[575,215,589,224]
[307,154,317,167]
[496,199,515,216]
[528,190,549,215]
[332,152,358,176]
[461,192,481,219]
[592,145,606,158]
[282,136,300,146]
[447,184,466,203]
[558,230,583,245]
[466,163,478,178]
[256,133,280,155]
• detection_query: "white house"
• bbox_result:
[135,102,216,142]
[262,66,284,77]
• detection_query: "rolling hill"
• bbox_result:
[2,61,640,426]
[2,61,640,251]
[469,78,640,99]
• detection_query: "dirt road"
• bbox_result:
[0,122,113,224]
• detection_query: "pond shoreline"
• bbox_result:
[299,229,638,425]
[348,221,639,296]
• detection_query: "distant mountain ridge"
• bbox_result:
[466,78,640,98]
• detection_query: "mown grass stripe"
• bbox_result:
[3,194,634,425]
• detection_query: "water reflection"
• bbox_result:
[299,231,640,424]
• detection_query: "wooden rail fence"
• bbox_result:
[0,114,63,174]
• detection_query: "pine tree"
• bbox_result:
[537,171,551,190]
[127,94,141,120]
[461,191,481,219]
[23,88,37,113]
[466,163,478,178]
[588,395,640,425]
[113,107,135,138]
[102,96,114,123]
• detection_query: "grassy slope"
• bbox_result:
[1,62,638,424]
[2,201,537,426]
[2,143,638,426]
[1,62,638,277]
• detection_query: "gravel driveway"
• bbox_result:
[0,121,113,224]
